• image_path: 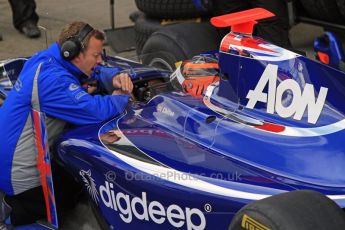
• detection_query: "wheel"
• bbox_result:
[229,190,345,230]
[141,32,185,71]
[299,0,343,23]
[141,21,221,70]
[134,11,210,55]
[336,0,345,20]
[134,0,210,19]
[134,11,172,55]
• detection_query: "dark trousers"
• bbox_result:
[8,0,39,30]
[211,0,291,48]
[4,186,46,226]
[4,161,82,226]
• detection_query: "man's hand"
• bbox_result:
[112,72,133,95]
[83,81,98,94]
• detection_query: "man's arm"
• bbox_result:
[92,65,133,95]
[40,75,130,125]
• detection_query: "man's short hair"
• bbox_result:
[58,21,105,51]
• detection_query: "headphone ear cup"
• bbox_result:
[61,39,81,60]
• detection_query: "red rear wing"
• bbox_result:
[210,8,275,34]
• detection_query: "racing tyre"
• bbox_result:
[134,11,210,55]
[141,22,221,71]
[141,33,185,71]
[134,0,210,19]
[336,0,345,20]
[134,11,174,55]
[229,190,345,230]
[299,0,343,23]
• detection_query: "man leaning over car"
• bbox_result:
[0,21,133,226]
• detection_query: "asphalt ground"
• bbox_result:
[0,0,136,59]
[0,0,333,229]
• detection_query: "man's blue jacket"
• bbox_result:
[0,43,129,195]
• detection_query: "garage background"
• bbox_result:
[0,0,335,61]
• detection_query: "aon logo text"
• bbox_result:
[246,64,328,124]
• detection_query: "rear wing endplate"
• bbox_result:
[210,8,275,34]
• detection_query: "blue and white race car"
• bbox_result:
[2,8,345,230]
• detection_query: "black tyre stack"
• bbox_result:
[133,0,222,70]
[135,0,210,19]
[336,0,345,20]
[299,0,345,24]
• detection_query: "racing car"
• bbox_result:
[2,7,345,230]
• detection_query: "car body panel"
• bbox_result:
[55,33,345,228]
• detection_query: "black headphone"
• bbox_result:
[60,24,94,61]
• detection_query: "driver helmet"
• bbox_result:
[170,55,220,97]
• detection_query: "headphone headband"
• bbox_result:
[77,24,94,48]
